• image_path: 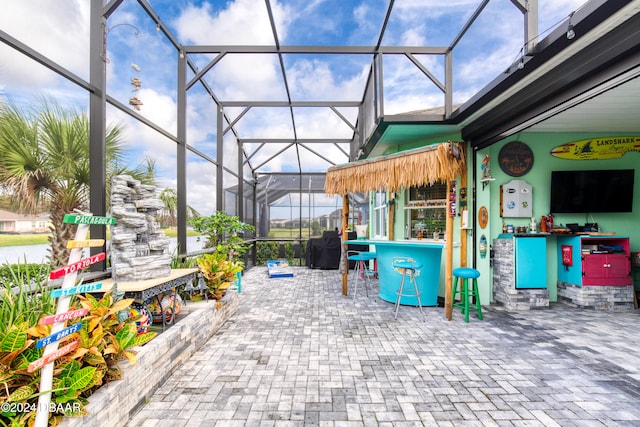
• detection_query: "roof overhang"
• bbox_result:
[361,0,640,153]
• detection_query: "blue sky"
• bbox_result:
[0,0,585,216]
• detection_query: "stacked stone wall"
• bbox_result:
[110,175,171,281]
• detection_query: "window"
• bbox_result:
[373,191,387,239]
[405,182,446,239]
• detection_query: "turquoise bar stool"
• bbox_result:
[347,251,376,299]
[452,267,482,322]
[392,257,424,319]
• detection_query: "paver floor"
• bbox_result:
[127,267,640,426]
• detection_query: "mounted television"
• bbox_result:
[550,169,634,213]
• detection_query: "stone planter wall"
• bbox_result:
[59,289,238,427]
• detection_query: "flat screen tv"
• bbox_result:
[550,169,634,213]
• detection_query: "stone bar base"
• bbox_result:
[557,281,634,310]
[492,237,549,310]
[494,285,550,311]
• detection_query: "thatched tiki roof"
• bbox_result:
[324,142,465,195]
[325,141,466,321]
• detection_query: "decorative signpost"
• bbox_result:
[33,211,114,427]
[66,239,105,249]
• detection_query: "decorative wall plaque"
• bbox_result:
[498,141,534,177]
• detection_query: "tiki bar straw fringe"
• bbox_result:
[324,142,465,195]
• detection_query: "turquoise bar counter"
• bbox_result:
[345,239,444,306]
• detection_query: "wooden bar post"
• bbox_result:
[341,194,349,296]
[388,192,395,241]
[460,169,468,268]
[444,180,454,321]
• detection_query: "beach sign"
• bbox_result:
[35,323,82,349]
[28,341,79,373]
[550,136,640,160]
[40,308,88,325]
[50,282,103,298]
[49,253,106,280]
[63,214,116,225]
[67,239,105,248]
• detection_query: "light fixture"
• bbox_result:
[156,23,161,32]
[566,12,576,40]
[517,56,524,70]
[178,50,184,59]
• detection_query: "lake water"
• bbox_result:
[0,236,205,265]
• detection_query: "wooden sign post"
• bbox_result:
[33,211,115,427]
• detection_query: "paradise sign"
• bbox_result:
[550,136,640,160]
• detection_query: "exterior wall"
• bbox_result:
[480,132,640,304]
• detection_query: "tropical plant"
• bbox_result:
[189,211,255,261]
[67,291,156,382]
[196,251,243,300]
[157,187,199,228]
[0,262,53,335]
[0,98,155,267]
[0,264,156,426]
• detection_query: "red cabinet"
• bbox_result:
[582,253,631,286]
[558,236,632,287]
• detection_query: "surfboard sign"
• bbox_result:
[550,136,640,160]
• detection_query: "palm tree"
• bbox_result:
[158,187,200,228]
[0,98,153,267]
[158,188,178,227]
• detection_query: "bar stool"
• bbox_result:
[347,251,376,299]
[392,257,424,319]
[452,267,482,322]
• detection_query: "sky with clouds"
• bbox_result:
[0,0,585,218]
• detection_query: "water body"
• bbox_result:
[0,236,204,265]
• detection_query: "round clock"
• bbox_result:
[498,141,534,177]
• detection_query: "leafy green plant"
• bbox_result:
[196,252,243,300]
[189,211,255,261]
[68,291,157,383]
[0,268,156,426]
[256,241,279,265]
[0,262,53,335]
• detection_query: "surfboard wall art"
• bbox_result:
[550,136,640,160]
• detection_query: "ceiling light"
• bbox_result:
[566,12,576,40]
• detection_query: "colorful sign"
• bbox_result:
[63,214,116,225]
[28,341,79,373]
[35,323,82,349]
[40,308,88,325]
[49,253,106,280]
[66,239,105,249]
[550,136,640,160]
[50,282,103,299]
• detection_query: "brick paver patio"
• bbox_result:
[127,267,640,426]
